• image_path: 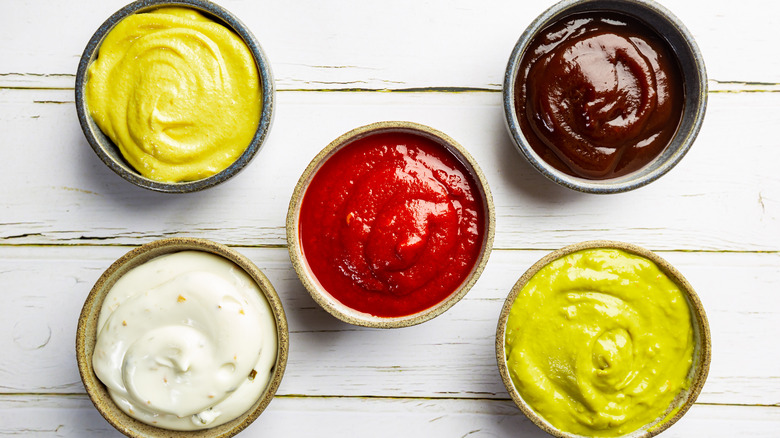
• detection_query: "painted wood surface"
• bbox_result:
[1,90,778,251]
[2,396,779,438]
[1,247,779,405]
[2,1,780,89]
[0,0,778,436]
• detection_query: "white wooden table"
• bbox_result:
[1,1,779,436]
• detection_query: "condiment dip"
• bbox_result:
[514,12,684,180]
[298,130,487,318]
[85,7,261,183]
[92,251,277,430]
[503,248,695,436]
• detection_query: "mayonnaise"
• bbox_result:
[93,251,277,430]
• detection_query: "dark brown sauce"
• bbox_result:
[515,12,684,179]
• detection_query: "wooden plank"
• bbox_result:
[0,246,777,406]
[2,1,777,436]
[0,90,778,251]
[0,1,778,89]
[0,394,777,437]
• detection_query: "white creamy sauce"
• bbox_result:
[93,251,278,430]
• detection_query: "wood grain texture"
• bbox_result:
[0,395,778,438]
[1,90,778,251]
[1,1,778,435]
[0,0,779,90]
[1,247,777,406]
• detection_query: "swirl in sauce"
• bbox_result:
[504,249,694,436]
[93,251,277,430]
[85,7,261,182]
[299,132,485,317]
[515,12,684,179]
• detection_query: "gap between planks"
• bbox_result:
[1,73,780,93]
[0,242,778,255]
[0,392,777,409]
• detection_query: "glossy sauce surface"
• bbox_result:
[504,249,695,436]
[515,12,684,179]
[93,251,277,430]
[86,7,261,182]
[299,132,485,317]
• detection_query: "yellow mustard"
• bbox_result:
[86,7,261,183]
[504,248,694,437]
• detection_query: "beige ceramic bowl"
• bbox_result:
[76,238,288,438]
[496,240,711,438]
[287,121,495,328]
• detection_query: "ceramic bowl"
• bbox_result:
[503,0,707,193]
[496,240,711,438]
[76,238,288,438]
[287,121,496,328]
[75,0,274,193]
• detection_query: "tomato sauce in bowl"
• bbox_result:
[288,122,494,327]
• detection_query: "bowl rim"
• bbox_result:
[74,0,275,193]
[502,0,708,194]
[495,240,712,438]
[286,120,496,328]
[75,237,289,438]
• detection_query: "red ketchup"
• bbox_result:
[299,132,485,317]
[515,12,684,179]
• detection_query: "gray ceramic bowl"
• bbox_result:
[287,121,496,328]
[75,0,274,193]
[503,0,707,193]
[76,238,288,438]
[496,240,711,438]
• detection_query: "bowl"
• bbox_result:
[503,0,707,193]
[76,237,288,438]
[75,0,274,193]
[287,121,495,328]
[496,240,711,438]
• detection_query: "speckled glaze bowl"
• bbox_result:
[503,0,707,193]
[496,240,711,438]
[75,0,274,193]
[76,238,288,438]
[287,121,496,328]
